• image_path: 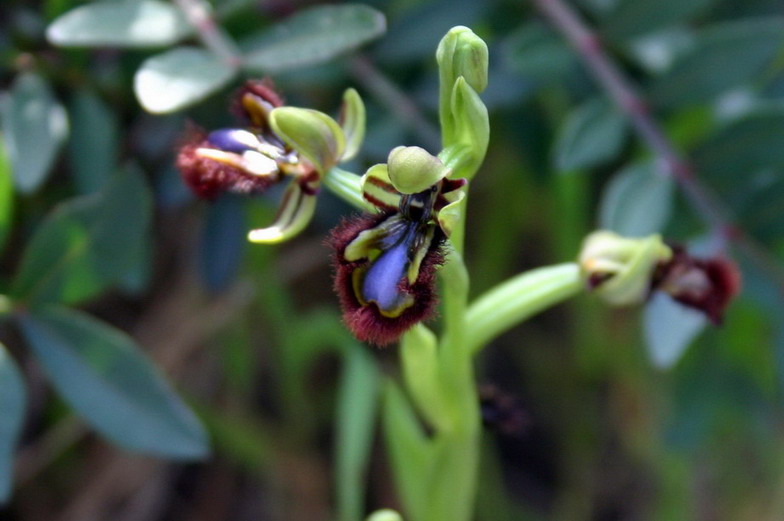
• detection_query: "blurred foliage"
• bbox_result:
[0,0,783,520]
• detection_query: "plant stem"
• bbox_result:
[173,0,243,68]
[466,263,584,353]
[323,167,372,211]
[533,0,784,289]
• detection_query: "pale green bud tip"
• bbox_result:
[366,509,404,521]
[579,230,673,306]
[437,26,489,93]
[387,146,450,194]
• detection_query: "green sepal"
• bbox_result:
[247,181,317,243]
[436,26,488,94]
[360,163,401,210]
[579,231,673,305]
[436,26,489,147]
[269,107,346,174]
[339,88,366,162]
[387,146,450,195]
[448,78,489,180]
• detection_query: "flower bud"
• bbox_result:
[436,26,489,94]
[579,231,672,305]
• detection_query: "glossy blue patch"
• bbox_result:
[207,129,256,153]
[361,225,415,312]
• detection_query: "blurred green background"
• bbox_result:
[2,0,784,519]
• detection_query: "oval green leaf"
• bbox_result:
[67,90,119,194]
[240,4,386,72]
[649,18,784,108]
[599,161,674,237]
[0,344,26,504]
[46,0,191,48]
[693,111,784,179]
[18,307,208,459]
[1,73,68,194]
[11,169,152,307]
[602,0,714,41]
[134,47,237,114]
[554,98,627,172]
[644,291,707,368]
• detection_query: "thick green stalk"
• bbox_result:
[324,167,373,211]
[466,263,584,354]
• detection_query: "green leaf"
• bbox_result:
[67,90,119,194]
[0,344,26,504]
[644,292,707,368]
[649,19,784,108]
[46,0,191,48]
[240,4,386,73]
[693,111,784,179]
[1,73,68,194]
[0,138,14,254]
[134,47,237,114]
[18,306,208,459]
[335,344,379,521]
[602,0,714,41]
[382,381,432,521]
[554,98,627,171]
[11,168,152,307]
[599,161,674,237]
[502,22,576,84]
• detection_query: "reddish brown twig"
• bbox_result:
[533,0,784,289]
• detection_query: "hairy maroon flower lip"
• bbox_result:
[330,213,445,346]
[652,246,741,324]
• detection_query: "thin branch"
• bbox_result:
[533,0,784,288]
[349,55,442,151]
[174,0,243,68]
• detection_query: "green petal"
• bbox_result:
[361,163,401,210]
[247,181,317,243]
[339,88,366,162]
[269,107,346,174]
[436,185,466,238]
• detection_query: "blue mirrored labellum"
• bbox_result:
[361,223,416,312]
[207,129,260,153]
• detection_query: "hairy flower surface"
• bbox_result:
[652,246,741,324]
[331,149,466,346]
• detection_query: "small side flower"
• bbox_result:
[579,230,741,323]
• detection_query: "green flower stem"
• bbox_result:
[465,263,584,354]
[324,167,373,211]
